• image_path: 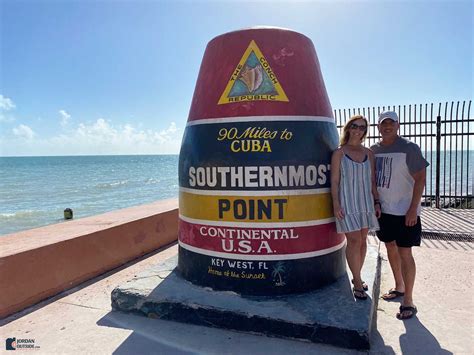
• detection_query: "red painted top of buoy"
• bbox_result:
[188,27,333,121]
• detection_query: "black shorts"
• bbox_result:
[376,213,422,248]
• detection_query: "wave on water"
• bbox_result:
[0,210,41,219]
[145,178,160,184]
[95,180,130,189]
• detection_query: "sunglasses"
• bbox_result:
[349,123,367,131]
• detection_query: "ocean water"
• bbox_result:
[423,150,474,200]
[0,155,179,235]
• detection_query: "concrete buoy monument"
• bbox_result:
[178,27,345,295]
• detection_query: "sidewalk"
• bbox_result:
[1,235,472,354]
[372,238,473,354]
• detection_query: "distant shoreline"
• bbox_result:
[1,150,473,159]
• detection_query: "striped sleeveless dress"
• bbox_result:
[336,152,380,233]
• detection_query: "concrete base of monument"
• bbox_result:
[111,245,381,350]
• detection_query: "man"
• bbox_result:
[371,110,429,320]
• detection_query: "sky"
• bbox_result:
[0,0,472,156]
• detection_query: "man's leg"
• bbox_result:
[385,241,405,292]
[398,246,416,308]
[395,215,421,318]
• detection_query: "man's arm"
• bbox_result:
[405,168,426,226]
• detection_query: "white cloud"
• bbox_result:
[1,119,183,156]
[0,95,15,111]
[12,124,35,140]
[59,110,71,127]
[0,94,16,122]
[154,122,178,143]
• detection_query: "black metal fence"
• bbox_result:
[334,100,473,209]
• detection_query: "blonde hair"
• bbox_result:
[340,115,369,145]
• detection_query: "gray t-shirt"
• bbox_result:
[371,136,429,216]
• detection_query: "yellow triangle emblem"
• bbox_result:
[218,40,289,105]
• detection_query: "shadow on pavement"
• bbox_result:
[369,296,396,355]
[370,328,396,354]
[98,311,206,354]
[399,317,453,355]
[98,311,362,355]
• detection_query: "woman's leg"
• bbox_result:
[345,230,364,290]
[360,228,369,268]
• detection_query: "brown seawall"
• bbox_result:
[0,198,179,319]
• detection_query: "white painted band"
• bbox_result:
[179,187,330,196]
[179,214,336,228]
[178,239,346,261]
[186,115,335,126]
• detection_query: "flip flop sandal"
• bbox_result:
[396,305,418,320]
[352,279,368,291]
[353,288,368,300]
[382,289,405,300]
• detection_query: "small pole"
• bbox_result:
[435,115,441,208]
[64,208,73,220]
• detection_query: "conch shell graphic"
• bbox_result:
[239,64,263,93]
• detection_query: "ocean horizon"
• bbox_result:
[1,152,472,236]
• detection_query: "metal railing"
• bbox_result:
[334,100,473,209]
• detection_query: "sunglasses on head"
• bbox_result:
[349,123,367,131]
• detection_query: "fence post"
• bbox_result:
[435,115,441,208]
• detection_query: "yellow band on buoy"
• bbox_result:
[179,190,333,223]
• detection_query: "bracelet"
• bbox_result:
[374,199,381,206]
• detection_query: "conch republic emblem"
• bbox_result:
[178,27,345,295]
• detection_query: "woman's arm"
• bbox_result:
[330,148,344,219]
[368,149,381,218]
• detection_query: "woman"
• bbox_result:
[331,115,381,300]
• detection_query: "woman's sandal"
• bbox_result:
[353,288,368,300]
[351,279,368,291]
[382,289,405,300]
[396,305,417,320]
